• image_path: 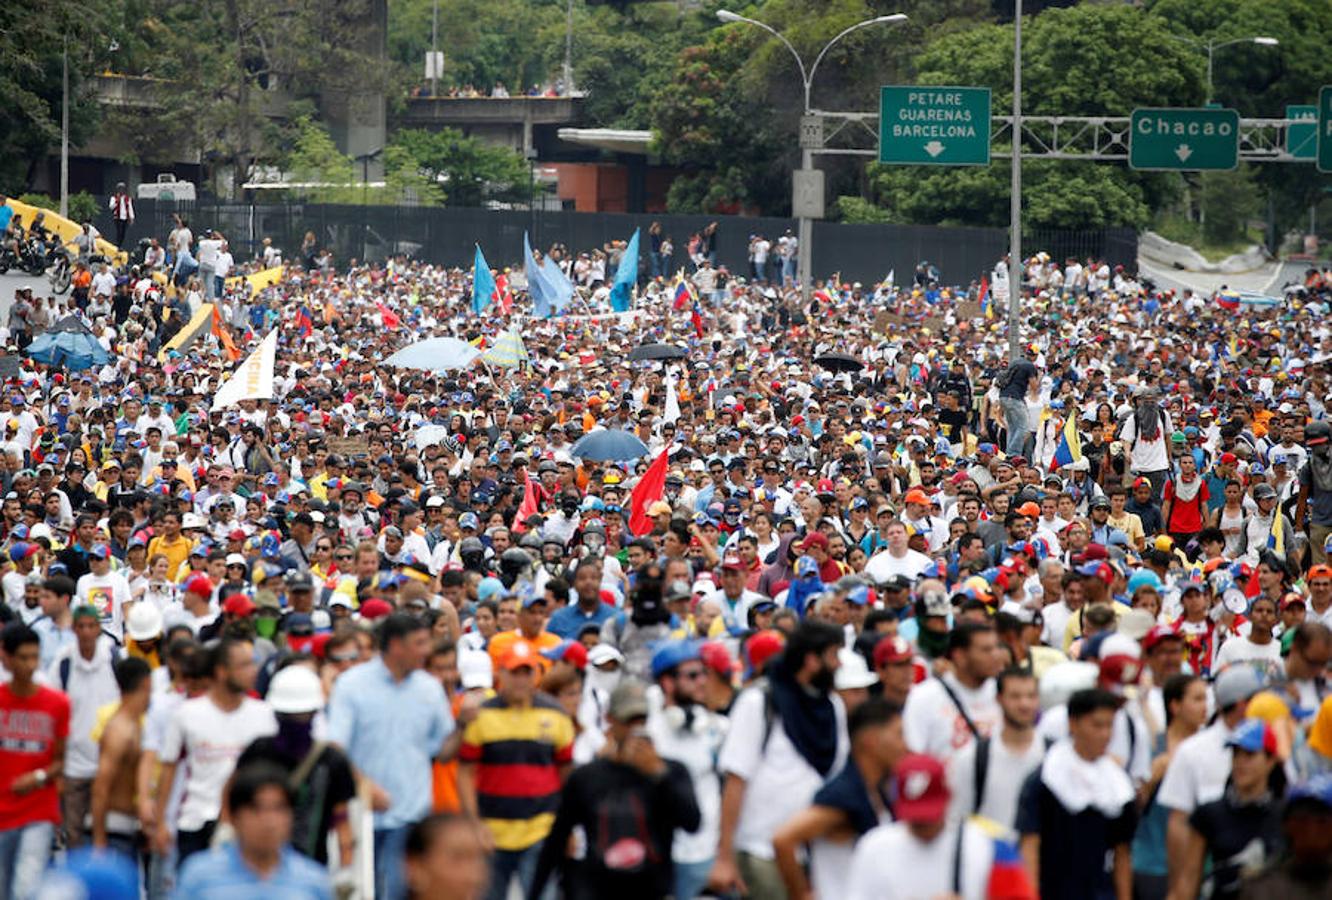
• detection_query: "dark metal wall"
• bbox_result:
[108,200,1138,287]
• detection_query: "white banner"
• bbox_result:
[211,330,278,410]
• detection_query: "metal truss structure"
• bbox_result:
[808,110,1309,163]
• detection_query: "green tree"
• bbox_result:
[859,3,1202,228]
[391,128,531,207]
[0,1,119,192]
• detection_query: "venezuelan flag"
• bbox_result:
[1269,505,1285,555]
[1049,411,1082,471]
[672,273,693,311]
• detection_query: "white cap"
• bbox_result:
[459,650,494,690]
[181,512,206,530]
[225,553,247,567]
[588,644,625,668]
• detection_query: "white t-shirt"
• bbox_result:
[2,570,27,611]
[1213,634,1282,670]
[903,674,1000,761]
[864,548,933,583]
[947,730,1046,829]
[647,702,727,865]
[1035,702,1152,785]
[847,820,994,900]
[1157,720,1234,815]
[1119,410,1173,474]
[717,684,848,860]
[161,695,277,831]
[76,570,131,641]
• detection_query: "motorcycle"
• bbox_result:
[47,246,72,294]
[0,237,48,277]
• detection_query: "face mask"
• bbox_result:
[254,616,278,640]
[917,627,949,659]
[587,666,622,698]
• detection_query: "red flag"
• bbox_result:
[628,447,671,537]
[512,468,541,533]
[691,302,705,338]
[496,273,513,314]
[376,302,401,329]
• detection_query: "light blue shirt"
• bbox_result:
[174,841,332,899]
[326,656,451,829]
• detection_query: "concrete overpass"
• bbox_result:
[397,95,587,158]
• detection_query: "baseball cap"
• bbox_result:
[458,651,494,690]
[1225,718,1278,755]
[607,680,650,722]
[800,532,829,551]
[223,595,257,617]
[650,640,702,681]
[721,555,744,570]
[588,644,625,668]
[499,640,539,671]
[893,754,950,823]
[7,543,37,563]
[358,599,393,620]
[903,488,930,506]
[698,641,735,678]
[540,640,588,671]
[745,630,785,674]
[225,553,247,567]
[874,635,914,667]
[182,573,214,597]
[1141,625,1183,652]
[1215,665,1263,710]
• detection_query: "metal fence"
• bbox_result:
[105,199,1137,287]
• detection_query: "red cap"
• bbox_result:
[1016,501,1041,518]
[227,529,248,542]
[893,754,950,823]
[699,641,736,678]
[1142,625,1184,652]
[1132,477,1151,490]
[816,478,835,492]
[309,633,332,660]
[359,599,393,620]
[1076,543,1108,563]
[721,555,745,570]
[1220,452,1238,465]
[183,574,214,598]
[873,635,914,667]
[800,532,829,551]
[745,630,785,673]
[903,488,930,506]
[222,595,257,617]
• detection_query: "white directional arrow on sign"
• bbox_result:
[924,141,946,157]
[1175,144,1193,162]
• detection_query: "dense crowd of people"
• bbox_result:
[2,199,1332,900]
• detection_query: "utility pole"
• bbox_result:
[430,0,439,98]
[563,0,575,95]
[60,37,70,220]
[1007,0,1022,362]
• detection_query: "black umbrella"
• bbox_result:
[814,352,863,373]
[627,342,687,362]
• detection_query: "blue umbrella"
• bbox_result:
[385,337,480,372]
[25,317,110,371]
[570,429,651,462]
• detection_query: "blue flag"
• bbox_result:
[541,255,575,314]
[523,233,552,319]
[609,228,639,313]
[472,245,497,315]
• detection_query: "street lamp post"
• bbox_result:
[1007,0,1022,362]
[1166,33,1279,104]
[717,10,908,305]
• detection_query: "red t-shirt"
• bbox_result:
[1164,479,1210,534]
[0,684,70,829]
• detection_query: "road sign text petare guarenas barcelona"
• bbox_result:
[879,86,992,166]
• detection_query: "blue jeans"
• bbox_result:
[674,858,714,900]
[486,842,544,900]
[0,820,54,900]
[374,825,412,900]
[1000,396,1030,458]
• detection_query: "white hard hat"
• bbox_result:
[126,602,164,642]
[834,648,878,691]
[266,664,325,714]
[1038,661,1099,712]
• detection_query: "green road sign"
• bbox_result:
[879,86,991,166]
[1319,87,1332,173]
[1287,105,1317,159]
[1129,107,1239,171]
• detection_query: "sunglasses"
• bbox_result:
[335,553,353,561]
